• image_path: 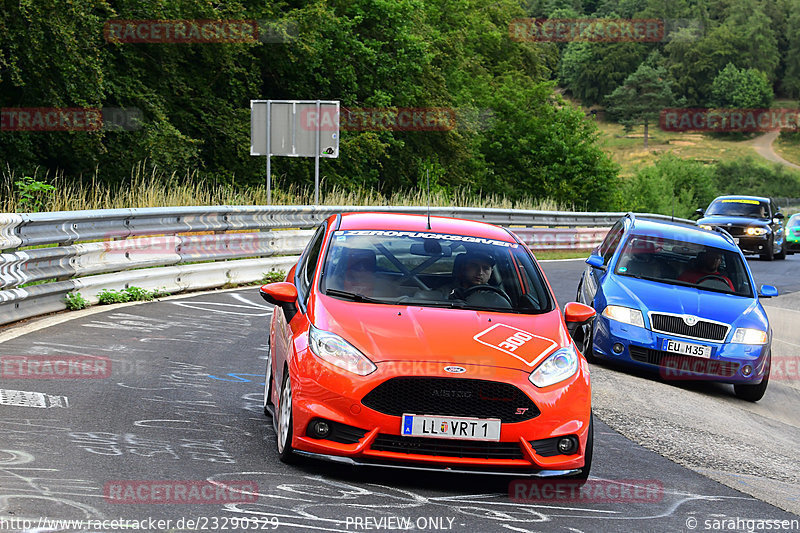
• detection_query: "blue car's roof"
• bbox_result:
[627,217,737,251]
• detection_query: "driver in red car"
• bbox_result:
[678,250,735,291]
[444,251,496,299]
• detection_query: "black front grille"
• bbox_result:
[721,225,745,237]
[371,434,523,459]
[629,345,662,365]
[361,377,539,423]
[650,314,728,341]
[629,346,740,375]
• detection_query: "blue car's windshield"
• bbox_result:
[319,230,553,313]
[614,234,753,297]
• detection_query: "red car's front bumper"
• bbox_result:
[283,349,592,475]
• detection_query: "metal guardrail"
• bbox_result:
[0,205,692,327]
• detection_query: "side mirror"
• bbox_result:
[693,208,705,219]
[775,212,785,220]
[564,302,596,336]
[260,282,299,321]
[759,285,778,298]
[586,254,606,271]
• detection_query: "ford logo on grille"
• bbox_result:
[444,366,466,374]
[682,315,698,326]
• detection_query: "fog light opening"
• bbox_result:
[557,436,578,455]
[742,365,753,377]
[612,343,624,355]
[310,419,331,438]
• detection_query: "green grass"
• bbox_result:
[595,118,769,177]
[1,164,571,213]
[773,133,800,167]
[533,250,588,260]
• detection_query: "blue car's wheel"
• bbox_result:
[734,354,770,402]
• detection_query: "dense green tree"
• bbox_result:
[782,0,800,97]
[558,40,649,105]
[709,63,773,109]
[605,56,678,147]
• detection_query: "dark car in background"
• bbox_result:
[695,196,786,260]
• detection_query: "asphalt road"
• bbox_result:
[0,255,797,532]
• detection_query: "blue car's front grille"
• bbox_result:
[650,314,728,342]
[629,346,741,374]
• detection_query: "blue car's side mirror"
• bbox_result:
[759,285,778,298]
[586,255,606,271]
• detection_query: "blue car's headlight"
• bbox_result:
[529,344,579,388]
[731,328,768,345]
[308,325,377,375]
[602,305,645,328]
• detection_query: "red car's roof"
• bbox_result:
[336,212,516,242]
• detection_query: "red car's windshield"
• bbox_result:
[320,230,553,313]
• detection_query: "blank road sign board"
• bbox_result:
[250,100,339,158]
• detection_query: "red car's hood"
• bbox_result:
[311,296,570,372]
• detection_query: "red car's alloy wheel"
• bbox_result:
[277,372,297,462]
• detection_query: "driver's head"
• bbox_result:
[457,251,494,287]
[698,250,722,272]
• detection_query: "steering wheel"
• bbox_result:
[696,274,732,290]
[459,284,513,305]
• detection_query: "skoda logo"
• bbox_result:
[444,366,466,374]
[682,315,698,326]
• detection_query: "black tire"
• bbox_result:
[760,240,774,261]
[263,350,273,416]
[276,370,298,463]
[734,358,770,402]
[573,412,593,481]
[577,321,598,364]
[776,240,787,260]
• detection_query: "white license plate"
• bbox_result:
[662,339,711,358]
[401,414,501,441]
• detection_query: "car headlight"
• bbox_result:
[699,224,713,231]
[731,328,768,345]
[602,305,645,327]
[745,227,768,236]
[308,325,377,375]
[530,344,579,388]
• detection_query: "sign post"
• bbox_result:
[250,100,339,204]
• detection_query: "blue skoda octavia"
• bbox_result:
[576,214,778,401]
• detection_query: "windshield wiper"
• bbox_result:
[324,289,386,304]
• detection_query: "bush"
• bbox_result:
[64,292,88,310]
[620,155,718,217]
[261,270,287,284]
[712,157,800,198]
[96,286,166,305]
